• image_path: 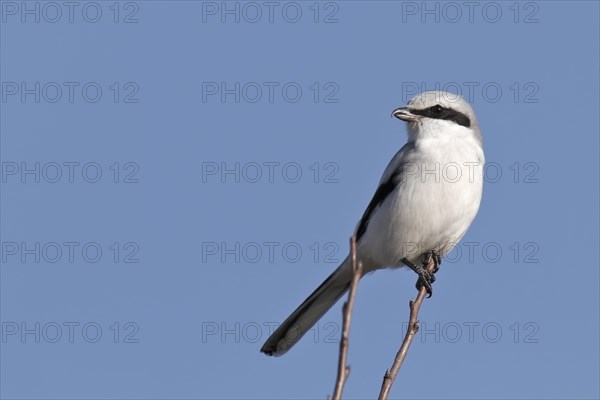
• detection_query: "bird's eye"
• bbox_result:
[431,105,444,115]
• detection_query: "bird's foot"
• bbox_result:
[423,250,442,273]
[402,257,436,298]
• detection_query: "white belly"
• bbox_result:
[358,136,484,270]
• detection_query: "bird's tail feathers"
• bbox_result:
[260,257,352,356]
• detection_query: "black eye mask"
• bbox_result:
[409,105,471,128]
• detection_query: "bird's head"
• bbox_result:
[392,91,482,145]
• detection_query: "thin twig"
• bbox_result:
[332,235,362,400]
[378,255,436,400]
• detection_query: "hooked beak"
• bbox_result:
[392,107,420,122]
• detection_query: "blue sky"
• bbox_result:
[1,1,599,399]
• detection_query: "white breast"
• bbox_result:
[358,128,484,271]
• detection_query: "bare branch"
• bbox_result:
[332,235,362,400]
[377,255,436,400]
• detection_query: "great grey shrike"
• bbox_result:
[261,91,485,356]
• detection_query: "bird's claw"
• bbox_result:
[423,250,442,273]
[403,250,441,298]
[415,267,435,297]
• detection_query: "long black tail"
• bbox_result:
[261,257,352,356]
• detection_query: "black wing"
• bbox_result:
[355,166,404,241]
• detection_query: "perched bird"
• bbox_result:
[261,91,485,356]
